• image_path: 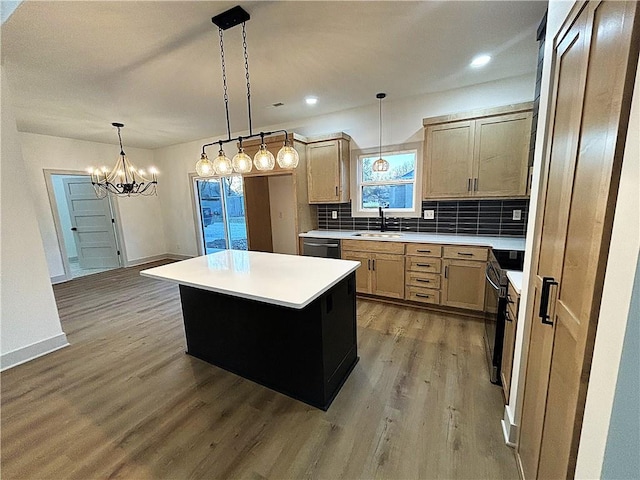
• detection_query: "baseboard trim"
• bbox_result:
[165,253,193,261]
[50,274,68,284]
[502,405,519,447]
[1,333,69,371]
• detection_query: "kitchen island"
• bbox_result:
[140,250,360,410]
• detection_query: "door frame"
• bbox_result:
[44,169,124,282]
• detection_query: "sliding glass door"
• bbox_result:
[195,176,247,254]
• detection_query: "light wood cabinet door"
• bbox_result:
[307,138,349,203]
[474,112,531,197]
[501,299,518,403]
[441,259,486,311]
[423,120,475,198]
[342,251,371,294]
[371,253,404,299]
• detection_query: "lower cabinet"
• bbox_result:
[440,245,488,311]
[341,240,405,299]
[405,243,443,305]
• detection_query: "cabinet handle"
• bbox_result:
[416,278,430,283]
[367,259,371,270]
[457,252,473,257]
[372,259,376,270]
[335,186,338,196]
[416,293,431,298]
[445,266,449,278]
[416,263,431,267]
[539,277,558,326]
[474,178,478,191]
[417,249,431,253]
[468,178,472,191]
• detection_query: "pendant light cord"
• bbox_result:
[379,96,382,159]
[218,27,231,140]
[242,22,252,136]
[116,125,130,184]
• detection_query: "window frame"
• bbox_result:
[351,142,423,218]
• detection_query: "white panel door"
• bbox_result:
[63,177,120,269]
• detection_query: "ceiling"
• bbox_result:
[1,1,548,150]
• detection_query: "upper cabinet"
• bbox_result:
[306,132,351,203]
[422,103,533,199]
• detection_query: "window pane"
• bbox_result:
[362,183,415,209]
[361,152,415,182]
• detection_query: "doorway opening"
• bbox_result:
[46,172,122,280]
[193,176,248,255]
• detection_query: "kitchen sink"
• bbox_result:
[352,232,403,238]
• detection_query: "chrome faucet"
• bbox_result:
[379,206,386,232]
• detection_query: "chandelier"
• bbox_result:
[196,5,299,178]
[372,92,390,173]
[89,123,158,197]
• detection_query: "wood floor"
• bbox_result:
[1,260,518,479]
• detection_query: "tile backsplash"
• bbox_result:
[317,199,529,237]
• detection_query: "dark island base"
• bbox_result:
[178,272,358,411]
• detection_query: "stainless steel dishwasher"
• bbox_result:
[302,237,341,259]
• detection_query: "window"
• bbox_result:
[354,148,420,217]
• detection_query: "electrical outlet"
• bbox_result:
[423,209,435,220]
[512,209,522,221]
[331,210,338,219]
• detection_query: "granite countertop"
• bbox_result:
[506,270,524,294]
[140,250,360,310]
[300,230,526,252]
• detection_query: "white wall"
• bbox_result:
[268,175,297,255]
[155,74,536,256]
[1,65,68,370]
[19,132,167,278]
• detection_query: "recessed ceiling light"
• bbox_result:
[305,96,318,105]
[470,55,492,68]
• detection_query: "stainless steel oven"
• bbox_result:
[483,249,524,385]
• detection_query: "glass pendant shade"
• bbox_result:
[232,149,253,174]
[372,157,390,172]
[276,144,299,169]
[196,153,215,177]
[254,144,275,171]
[213,149,233,175]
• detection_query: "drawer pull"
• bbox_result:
[416,263,431,267]
[416,279,431,283]
[416,293,431,298]
[507,294,515,304]
[417,249,431,253]
[457,252,474,256]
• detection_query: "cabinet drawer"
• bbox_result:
[406,272,441,289]
[406,257,441,274]
[405,243,442,257]
[507,281,520,311]
[506,303,518,324]
[406,286,440,305]
[342,239,405,254]
[443,245,488,261]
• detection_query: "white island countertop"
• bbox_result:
[300,230,526,251]
[140,250,360,310]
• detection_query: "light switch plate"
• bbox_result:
[331,210,338,219]
[424,209,435,220]
[512,209,522,221]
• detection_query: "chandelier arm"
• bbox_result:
[242,22,252,136]
[219,27,232,141]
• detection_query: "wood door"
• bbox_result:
[342,251,371,294]
[441,259,486,311]
[423,120,475,198]
[517,2,639,479]
[63,177,119,269]
[242,176,273,252]
[473,112,531,197]
[371,253,404,299]
[307,140,340,203]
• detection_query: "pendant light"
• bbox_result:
[197,6,299,176]
[372,93,390,173]
[89,123,158,197]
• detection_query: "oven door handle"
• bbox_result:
[485,265,501,291]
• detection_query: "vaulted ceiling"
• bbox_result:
[1,1,547,149]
